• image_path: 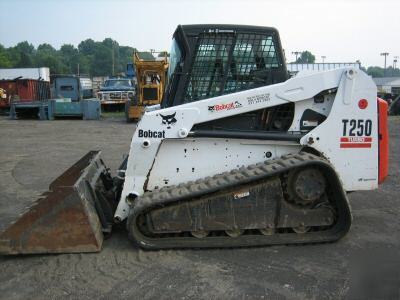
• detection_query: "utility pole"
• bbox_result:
[394,56,398,69]
[77,48,80,76]
[321,56,326,64]
[292,51,302,62]
[112,41,115,76]
[380,52,389,76]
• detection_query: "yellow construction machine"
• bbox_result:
[125,51,168,121]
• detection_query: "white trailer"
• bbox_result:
[0,67,50,81]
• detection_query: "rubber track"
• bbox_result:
[127,152,352,249]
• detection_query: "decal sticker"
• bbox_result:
[160,112,177,129]
[302,120,318,127]
[342,119,372,137]
[208,101,242,112]
[341,119,373,148]
[358,177,376,182]
[247,93,270,105]
[340,137,372,148]
[138,129,165,138]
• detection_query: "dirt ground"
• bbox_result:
[0,116,399,300]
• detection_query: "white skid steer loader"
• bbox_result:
[0,25,389,254]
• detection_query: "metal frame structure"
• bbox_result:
[163,25,288,108]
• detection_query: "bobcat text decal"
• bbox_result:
[138,129,165,138]
[208,101,242,112]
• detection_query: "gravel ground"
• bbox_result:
[0,116,399,300]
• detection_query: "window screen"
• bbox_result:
[185,32,280,102]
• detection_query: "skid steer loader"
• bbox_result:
[0,25,389,254]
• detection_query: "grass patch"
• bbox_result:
[102,111,125,118]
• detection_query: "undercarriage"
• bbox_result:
[128,152,351,249]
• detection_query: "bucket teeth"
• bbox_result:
[0,151,107,255]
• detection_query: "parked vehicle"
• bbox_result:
[51,75,94,101]
[48,75,99,119]
[97,78,135,111]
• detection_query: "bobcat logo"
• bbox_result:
[160,112,177,129]
[208,101,242,112]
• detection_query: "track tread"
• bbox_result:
[127,152,352,249]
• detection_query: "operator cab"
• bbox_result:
[163,24,288,107]
[163,24,292,132]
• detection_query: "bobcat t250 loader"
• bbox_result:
[0,25,389,254]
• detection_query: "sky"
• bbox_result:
[0,0,399,67]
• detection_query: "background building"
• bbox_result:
[373,77,400,97]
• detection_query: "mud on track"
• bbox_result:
[0,116,399,299]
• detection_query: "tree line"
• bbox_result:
[0,41,399,78]
[0,38,140,77]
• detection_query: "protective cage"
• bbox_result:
[163,25,288,107]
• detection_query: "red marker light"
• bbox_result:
[358,99,368,109]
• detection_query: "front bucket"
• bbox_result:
[0,151,109,255]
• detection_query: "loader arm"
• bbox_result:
[115,67,379,222]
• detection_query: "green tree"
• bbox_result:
[37,43,56,54]
[18,53,33,67]
[0,44,12,68]
[0,38,145,76]
[35,43,66,73]
[102,38,117,49]
[103,38,119,75]
[296,51,316,63]
[367,66,400,78]
[77,54,91,75]
[60,44,79,74]
[367,66,384,78]
[78,39,96,56]
[386,66,400,77]
[92,44,112,76]
[15,41,35,54]
[10,41,35,67]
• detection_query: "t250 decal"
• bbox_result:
[342,119,372,137]
[340,119,373,148]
